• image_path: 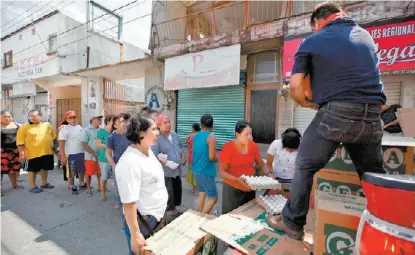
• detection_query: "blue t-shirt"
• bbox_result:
[107,132,131,164]
[291,17,386,105]
[192,131,216,177]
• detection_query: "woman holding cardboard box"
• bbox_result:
[219,120,274,214]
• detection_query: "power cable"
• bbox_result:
[0,0,16,13]
[1,1,46,28]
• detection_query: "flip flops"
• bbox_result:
[29,187,43,193]
[41,183,54,189]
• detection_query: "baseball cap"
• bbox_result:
[65,111,76,118]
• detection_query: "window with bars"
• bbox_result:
[48,33,58,53]
[3,50,13,68]
[250,51,281,84]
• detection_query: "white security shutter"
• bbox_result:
[383,82,402,105]
[293,104,317,135]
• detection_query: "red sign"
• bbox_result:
[283,20,415,78]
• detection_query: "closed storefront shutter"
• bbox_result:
[293,106,317,135]
[383,82,402,105]
[177,85,245,149]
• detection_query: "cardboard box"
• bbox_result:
[312,169,365,197]
[398,108,415,137]
[144,210,216,255]
[201,200,309,255]
[314,191,367,255]
[325,136,415,175]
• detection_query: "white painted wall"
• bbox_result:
[2,12,148,85]
[81,77,104,126]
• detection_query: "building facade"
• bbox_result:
[1,10,147,127]
[150,1,415,147]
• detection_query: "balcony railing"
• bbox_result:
[154,0,352,47]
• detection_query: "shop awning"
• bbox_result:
[73,56,159,81]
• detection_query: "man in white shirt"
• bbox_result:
[58,111,85,195]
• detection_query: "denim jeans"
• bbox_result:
[122,214,159,255]
[282,101,386,231]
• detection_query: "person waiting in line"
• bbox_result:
[1,110,24,195]
[185,123,201,195]
[17,109,56,193]
[193,115,218,213]
[83,115,103,197]
[95,115,115,201]
[219,120,274,214]
[381,104,403,134]
[106,113,132,209]
[152,114,186,218]
[266,128,301,191]
[115,114,168,255]
[59,111,86,195]
[57,119,69,172]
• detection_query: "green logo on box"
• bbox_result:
[316,179,365,197]
[324,224,356,255]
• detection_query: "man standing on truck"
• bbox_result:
[268,2,387,240]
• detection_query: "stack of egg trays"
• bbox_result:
[256,195,287,215]
[241,175,281,190]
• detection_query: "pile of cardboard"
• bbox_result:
[144,210,217,255]
[396,108,415,137]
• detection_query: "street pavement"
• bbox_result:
[1,165,225,255]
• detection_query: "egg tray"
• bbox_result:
[241,175,281,190]
[256,195,287,215]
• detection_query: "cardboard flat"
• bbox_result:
[144,210,216,255]
[314,191,367,255]
[398,108,415,137]
[201,200,309,255]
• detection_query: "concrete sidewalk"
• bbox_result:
[1,166,224,255]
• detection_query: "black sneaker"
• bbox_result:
[79,183,87,190]
[71,187,79,195]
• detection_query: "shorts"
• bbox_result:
[194,173,218,198]
[99,162,112,181]
[165,176,182,211]
[66,153,85,178]
[27,155,55,173]
[222,182,255,214]
[85,160,101,176]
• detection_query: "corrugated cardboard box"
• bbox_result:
[314,191,367,255]
[201,200,309,255]
[144,210,216,255]
[312,169,365,197]
[325,137,415,175]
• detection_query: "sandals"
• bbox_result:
[12,185,24,190]
[85,191,92,197]
[29,187,43,193]
[41,183,55,189]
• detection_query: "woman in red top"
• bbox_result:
[186,123,201,194]
[219,120,274,214]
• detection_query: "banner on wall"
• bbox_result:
[283,19,415,79]
[164,44,241,90]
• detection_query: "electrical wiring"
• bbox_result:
[8,0,145,58]
[1,1,47,29]
[2,1,57,33]
[0,0,16,13]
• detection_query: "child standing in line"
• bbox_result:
[186,123,201,194]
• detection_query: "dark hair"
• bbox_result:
[28,108,42,116]
[282,131,301,150]
[192,123,201,132]
[112,113,132,129]
[125,114,154,144]
[1,110,12,116]
[200,114,213,129]
[310,2,342,27]
[281,128,301,138]
[235,120,252,134]
[141,108,158,121]
[61,120,69,125]
[104,115,115,125]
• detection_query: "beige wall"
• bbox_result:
[49,86,81,128]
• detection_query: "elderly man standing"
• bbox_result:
[267,2,387,240]
[152,114,185,218]
[17,109,56,193]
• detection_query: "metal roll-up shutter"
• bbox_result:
[293,105,317,135]
[383,82,402,105]
[177,85,245,149]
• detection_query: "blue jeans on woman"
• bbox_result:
[122,214,159,255]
